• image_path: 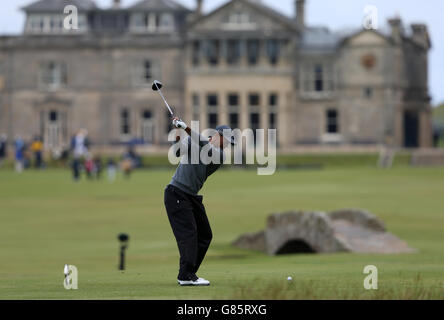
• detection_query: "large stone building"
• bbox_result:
[0,0,433,153]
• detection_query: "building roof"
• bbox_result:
[189,0,297,31]
[243,0,297,29]
[22,0,97,12]
[300,26,343,52]
[129,0,190,12]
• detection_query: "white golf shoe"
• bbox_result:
[178,276,210,286]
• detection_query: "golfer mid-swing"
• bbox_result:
[164,117,235,286]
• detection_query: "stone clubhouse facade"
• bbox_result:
[0,0,433,153]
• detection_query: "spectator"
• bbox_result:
[94,155,103,179]
[84,154,95,180]
[107,158,117,182]
[31,136,44,169]
[22,140,32,169]
[70,129,89,181]
[121,158,133,179]
[0,134,7,168]
[121,146,138,178]
[14,136,25,173]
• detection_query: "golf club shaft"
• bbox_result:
[155,87,174,116]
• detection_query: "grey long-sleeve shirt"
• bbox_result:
[169,130,226,195]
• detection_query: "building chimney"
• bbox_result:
[295,0,305,30]
[112,0,121,9]
[196,0,203,15]
[411,24,431,49]
[388,17,403,44]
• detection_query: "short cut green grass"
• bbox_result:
[0,166,443,299]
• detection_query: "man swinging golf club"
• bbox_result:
[152,80,235,285]
[164,117,235,286]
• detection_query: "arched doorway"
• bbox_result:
[140,109,154,144]
[37,102,70,151]
[276,239,316,255]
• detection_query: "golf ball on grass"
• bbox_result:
[287,276,292,281]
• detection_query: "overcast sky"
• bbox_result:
[1,0,443,104]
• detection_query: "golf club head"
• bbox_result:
[152,80,163,91]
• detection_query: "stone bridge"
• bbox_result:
[232,209,415,255]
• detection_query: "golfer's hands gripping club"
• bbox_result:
[172,117,187,129]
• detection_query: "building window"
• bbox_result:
[247,40,260,65]
[77,15,87,31]
[269,93,278,129]
[134,60,160,86]
[250,112,260,143]
[28,15,42,33]
[159,13,174,31]
[314,64,323,92]
[27,14,87,34]
[228,93,239,129]
[269,113,276,129]
[227,40,241,65]
[49,15,61,30]
[301,62,334,96]
[326,109,339,134]
[131,13,163,33]
[192,41,200,66]
[143,61,152,82]
[49,110,58,122]
[207,94,218,107]
[143,60,154,83]
[250,113,260,129]
[227,93,239,129]
[364,87,373,99]
[39,61,67,90]
[249,93,260,106]
[208,113,218,129]
[131,13,146,30]
[269,93,278,107]
[223,11,255,30]
[148,13,159,32]
[229,113,239,129]
[228,12,250,24]
[142,110,152,119]
[207,94,218,128]
[121,109,131,135]
[141,110,154,143]
[206,40,220,66]
[266,39,279,65]
[228,93,239,107]
[192,93,200,121]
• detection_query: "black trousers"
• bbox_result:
[72,158,81,181]
[164,184,213,280]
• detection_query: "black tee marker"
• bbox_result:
[118,233,129,271]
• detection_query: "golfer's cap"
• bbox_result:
[215,125,236,145]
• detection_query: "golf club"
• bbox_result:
[152,80,174,117]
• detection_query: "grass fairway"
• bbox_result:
[1,166,444,299]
